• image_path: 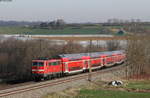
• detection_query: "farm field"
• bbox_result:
[0,26,112,35]
[77,89,150,98]
[125,80,150,90]
[44,80,150,98]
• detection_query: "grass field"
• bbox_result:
[0,26,111,35]
[76,80,150,98]
[77,89,150,98]
[125,80,150,90]
[44,80,150,98]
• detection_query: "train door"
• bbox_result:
[113,54,118,64]
[101,55,107,66]
[45,61,49,74]
[112,54,115,64]
[84,60,89,69]
[103,58,106,66]
[83,60,86,70]
[64,62,69,73]
[47,61,53,74]
[88,60,91,69]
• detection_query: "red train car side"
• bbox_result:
[32,50,126,81]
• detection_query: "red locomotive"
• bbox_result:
[32,50,126,81]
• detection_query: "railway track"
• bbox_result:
[0,64,126,98]
[0,81,35,91]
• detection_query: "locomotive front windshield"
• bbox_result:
[32,62,44,66]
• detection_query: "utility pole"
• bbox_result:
[88,40,92,81]
[39,39,42,57]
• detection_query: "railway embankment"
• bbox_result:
[0,65,126,98]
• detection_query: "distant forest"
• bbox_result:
[0,20,97,27]
[1,20,150,26]
[0,20,41,26]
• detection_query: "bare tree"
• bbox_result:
[106,40,121,51]
[126,35,150,79]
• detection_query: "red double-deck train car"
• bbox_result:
[32,50,126,80]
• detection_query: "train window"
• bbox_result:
[52,62,57,66]
[49,61,60,66]
[32,62,44,66]
[32,62,38,66]
[38,62,44,66]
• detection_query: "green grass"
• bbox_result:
[125,80,150,90]
[44,80,150,98]
[76,89,150,98]
[75,80,150,98]
[142,26,150,30]
[0,26,111,35]
[0,26,27,34]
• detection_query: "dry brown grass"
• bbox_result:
[43,86,83,98]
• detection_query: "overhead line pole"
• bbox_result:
[88,39,92,81]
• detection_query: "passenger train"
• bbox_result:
[32,50,126,81]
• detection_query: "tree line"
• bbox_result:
[1,36,149,82]
[37,19,66,29]
[126,35,150,79]
[0,38,121,82]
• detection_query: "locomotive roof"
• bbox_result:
[59,50,124,60]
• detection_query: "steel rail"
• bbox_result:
[0,64,125,97]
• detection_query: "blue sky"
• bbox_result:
[0,0,150,22]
